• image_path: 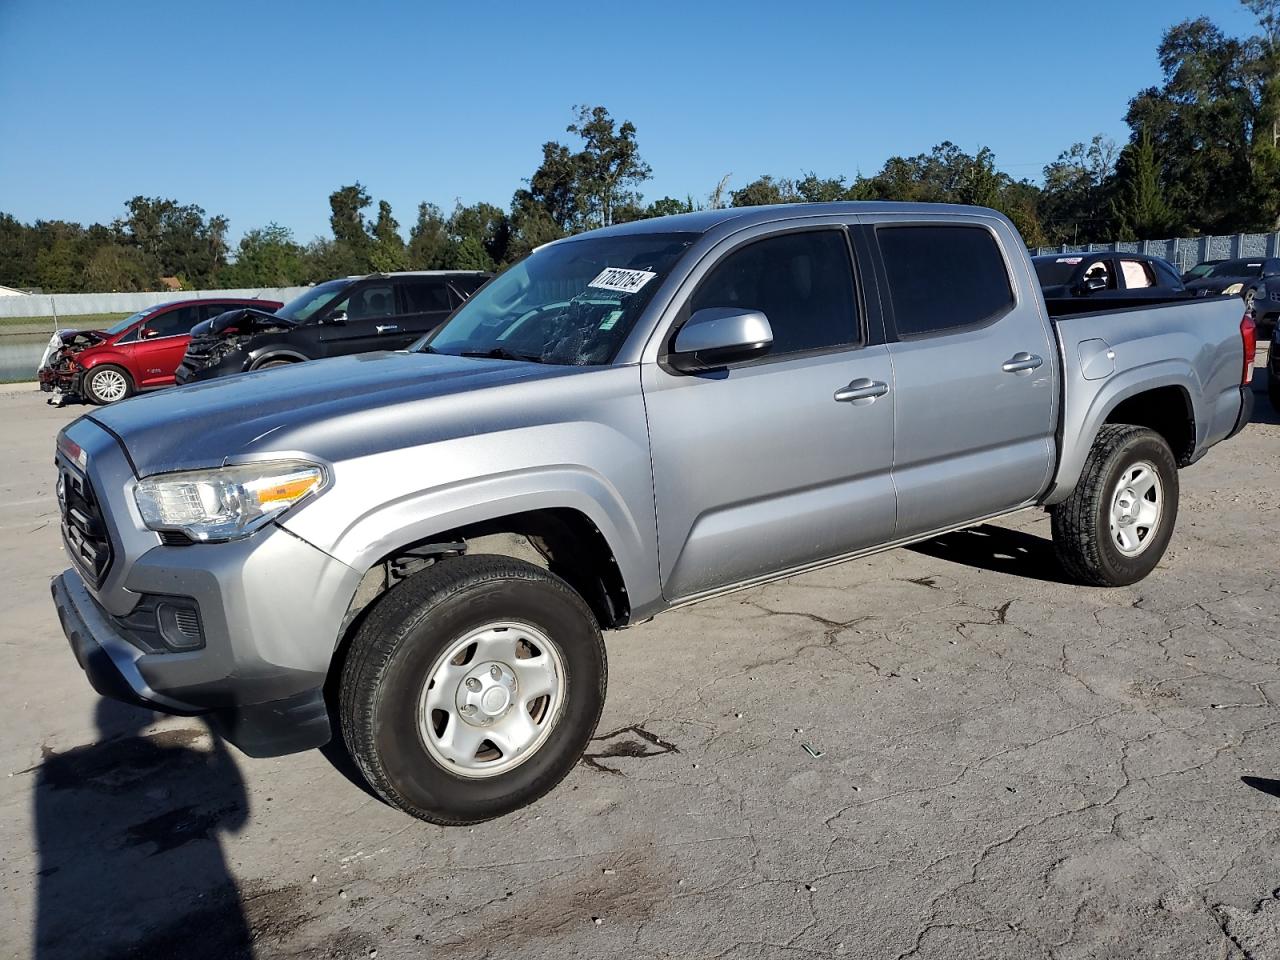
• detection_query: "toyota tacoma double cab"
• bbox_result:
[51,203,1254,824]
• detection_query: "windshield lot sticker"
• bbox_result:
[588,267,657,294]
[599,309,624,331]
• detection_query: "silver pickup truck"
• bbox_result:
[50,202,1254,823]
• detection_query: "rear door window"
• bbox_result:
[877,225,1014,337]
[1120,259,1155,289]
[400,279,453,314]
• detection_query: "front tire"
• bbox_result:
[338,555,606,824]
[1051,425,1179,586]
[1269,369,1280,413]
[82,365,134,405]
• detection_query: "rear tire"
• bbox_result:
[82,365,134,405]
[338,555,606,824]
[1051,425,1179,586]
[1269,370,1280,413]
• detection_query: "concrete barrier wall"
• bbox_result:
[0,287,311,320]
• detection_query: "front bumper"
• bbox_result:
[50,417,363,757]
[52,566,339,757]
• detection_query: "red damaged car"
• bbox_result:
[37,297,282,405]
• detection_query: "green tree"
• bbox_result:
[1125,17,1256,232]
[645,196,697,218]
[116,196,228,286]
[327,183,375,274]
[1039,136,1119,243]
[83,243,157,292]
[730,175,798,207]
[446,202,510,268]
[370,200,407,272]
[1111,129,1179,239]
[407,202,450,269]
[566,105,652,228]
[222,223,306,287]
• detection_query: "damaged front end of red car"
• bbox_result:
[37,330,106,404]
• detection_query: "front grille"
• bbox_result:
[58,467,113,587]
[178,334,242,383]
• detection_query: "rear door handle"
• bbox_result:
[834,378,889,404]
[1002,352,1043,374]
[376,324,400,334]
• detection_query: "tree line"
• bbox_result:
[1,3,1277,294]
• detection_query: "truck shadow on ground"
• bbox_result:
[31,699,255,960]
[908,523,1075,584]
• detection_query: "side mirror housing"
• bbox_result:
[325,310,348,326]
[1081,276,1107,293]
[669,308,773,373]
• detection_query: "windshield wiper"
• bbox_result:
[459,347,544,363]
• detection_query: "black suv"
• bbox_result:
[176,271,490,384]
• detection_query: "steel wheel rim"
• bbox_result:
[1109,460,1163,557]
[94,370,127,402]
[417,621,566,779]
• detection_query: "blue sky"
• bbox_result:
[0,1,1260,243]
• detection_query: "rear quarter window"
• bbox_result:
[877,225,1015,337]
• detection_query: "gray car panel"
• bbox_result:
[868,212,1059,534]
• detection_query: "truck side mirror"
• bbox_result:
[1082,277,1107,293]
[325,310,348,326]
[668,308,773,373]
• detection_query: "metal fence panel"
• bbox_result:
[1034,233,1280,273]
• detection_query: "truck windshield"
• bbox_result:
[423,232,697,365]
[275,279,352,322]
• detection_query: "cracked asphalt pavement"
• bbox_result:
[3,369,1280,960]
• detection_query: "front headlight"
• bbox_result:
[134,460,325,541]
[1224,283,1245,296]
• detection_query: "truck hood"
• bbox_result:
[86,350,588,476]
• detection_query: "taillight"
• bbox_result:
[1241,312,1257,385]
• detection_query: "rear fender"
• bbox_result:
[1045,362,1201,505]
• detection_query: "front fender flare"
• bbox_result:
[281,466,662,618]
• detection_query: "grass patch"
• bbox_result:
[0,312,131,330]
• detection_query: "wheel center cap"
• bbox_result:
[457,661,518,724]
[481,686,511,714]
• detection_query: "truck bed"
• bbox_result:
[1043,292,1202,319]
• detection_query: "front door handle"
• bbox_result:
[376,324,400,334]
[834,378,889,404]
[1002,352,1043,375]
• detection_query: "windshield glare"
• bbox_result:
[276,280,351,322]
[104,308,155,335]
[424,233,696,365]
